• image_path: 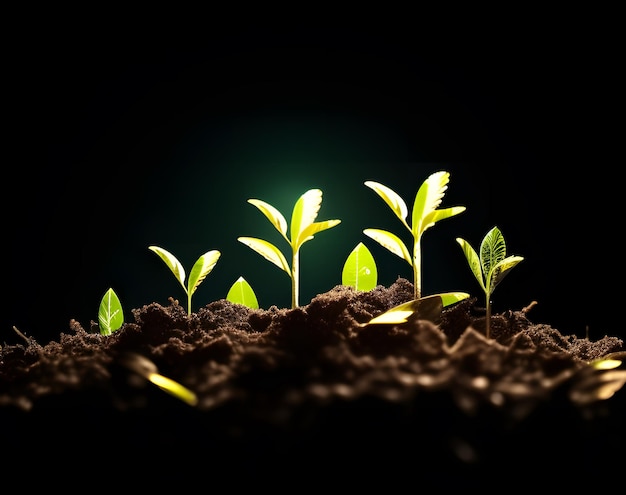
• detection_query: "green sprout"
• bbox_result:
[148,245,221,315]
[342,242,378,291]
[456,226,524,339]
[238,188,341,308]
[226,276,259,309]
[98,287,124,336]
[363,171,466,300]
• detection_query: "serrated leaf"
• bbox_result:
[226,276,259,309]
[364,181,409,228]
[187,250,221,296]
[362,292,469,326]
[237,236,291,274]
[291,189,322,246]
[342,242,378,291]
[412,171,450,235]
[248,199,289,239]
[149,245,186,290]
[98,288,124,336]
[363,228,412,265]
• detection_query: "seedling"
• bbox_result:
[342,242,378,291]
[238,188,341,308]
[226,276,259,309]
[148,245,221,315]
[363,171,466,299]
[456,226,524,339]
[98,287,124,336]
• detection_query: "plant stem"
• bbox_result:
[413,239,422,299]
[292,251,299,308]
[485,297,492,339]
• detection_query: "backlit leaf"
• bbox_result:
[187,250,221,296]
[98,288,124,336]
[149,246,186,290]
[364,181,409,228]
[237,237,291,274]
[226,276,259,309]
[342,242,377,291]
[291,189,322,246]
[363,228,412,265]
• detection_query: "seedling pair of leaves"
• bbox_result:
[238,188,341,308]
[363,171,466,300]
[456,226,524,339]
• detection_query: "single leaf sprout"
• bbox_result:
[149,245,221,315]
[226,276,259,309]
[364,171,466,300]
[238,188,341,308]
[98,288,124,336]
[342,242,377,291]
[456,226,524,339]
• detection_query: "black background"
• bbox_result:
[5,20,621,344]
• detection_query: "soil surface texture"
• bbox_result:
[1,278,624,489]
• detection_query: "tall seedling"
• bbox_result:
[363,171,466,299]
[149,246,221,315]
[238,188,341,308]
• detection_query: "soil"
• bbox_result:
[1,278,624,489]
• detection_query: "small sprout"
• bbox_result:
[342,242,377,291]
[148,245,221,315]
[364,171,466,300]
[98,288,124,336]
[456,226,524,339]
[226,276,259,309]
[362,292,469,326]
[238,188,341,308]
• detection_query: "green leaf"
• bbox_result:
[364,181,409,229]
[98,288,124,336]
[187,250,221,296]
[456,237,486,292]
[247,199,289,240]
[480,226,507,276]
[296,219,342,251]
[489,255,524,293]
[148,246,186,290]
[291,189,323,247]
[363,228,412,265]
[237,237,291,274]
[363,292,469,326]
[342,242,378,291]
[226,276,259,309]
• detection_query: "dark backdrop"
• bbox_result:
[5,23,621,344]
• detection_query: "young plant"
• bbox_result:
[238,188,341,308]
[342,242,377,291]
[98,287,124,336]
[363,171,466,300]
[456,226,524,339]
[226,276,259,309]
[148,245,221,315]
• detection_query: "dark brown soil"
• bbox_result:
[1,278,624,489]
